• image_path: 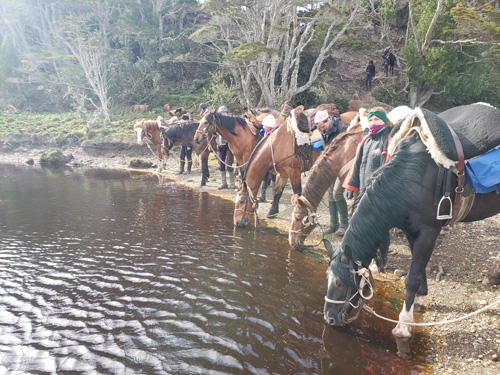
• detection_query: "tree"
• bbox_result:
[189,0,361,108]
[400,0,499,107]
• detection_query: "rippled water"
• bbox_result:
[0,164,430,374]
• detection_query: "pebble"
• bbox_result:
[394,269,407,277]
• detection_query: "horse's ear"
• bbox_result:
[323,239,335,258]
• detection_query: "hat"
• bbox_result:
[181,114,189,120]
[314,110,329,124]
[262,115,276,128]
[217,106,228,113]
[199,103,208,109]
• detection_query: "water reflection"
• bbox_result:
[0,164,430,374]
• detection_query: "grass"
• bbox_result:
[0,110,164,143]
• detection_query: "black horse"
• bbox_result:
[324,103,500,338]
[160,120,216,187]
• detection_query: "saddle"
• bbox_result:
[286,107,322,170]
[389,103,500,223]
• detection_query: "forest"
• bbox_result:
[0,0,499,121]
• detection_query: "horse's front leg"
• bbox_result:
[392,229,439,337]
[156,145,164,172]
[267,175,288,218]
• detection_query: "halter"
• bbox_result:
[324,255,374,325]
[289,195,317,236]
[234,184,260,228]
[196,113,216,140]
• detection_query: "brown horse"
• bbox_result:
[288,124,363,248]
[234,106,322,227]
[134,119,166,172]
[339,111,358,126]
[193,111,263,170]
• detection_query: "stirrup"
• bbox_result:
[436,195,453,220]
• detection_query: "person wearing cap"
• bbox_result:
[314,110,349,235]
[258,115,277,202]
[176,113,193,174]
[199,103,209,117]
[216,105,236,190]
[344,106,393,271]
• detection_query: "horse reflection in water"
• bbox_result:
[324,103,500,338]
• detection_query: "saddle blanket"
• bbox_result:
[465,147,500,194]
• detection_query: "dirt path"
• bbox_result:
[1,139,499,375]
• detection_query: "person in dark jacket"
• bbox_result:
[344,106,393,271]
[314,110,349,235]
[176,114,193,174]
[365,60,376,90]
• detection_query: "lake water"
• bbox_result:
[0,164,431,374]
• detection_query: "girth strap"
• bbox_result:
[446,124,465,208]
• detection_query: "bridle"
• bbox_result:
[196,113,216,141]
[289,195,318,236]
[234,184,260,228]
[324,252,374,325]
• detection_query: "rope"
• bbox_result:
[363,296,500,327]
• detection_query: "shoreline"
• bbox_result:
[1,143,499,375]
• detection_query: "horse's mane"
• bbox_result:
[241,124,280,181]
[342,136,430,266]
[162,121,199,140]
[212,113,248,135]
[134,120,159,131]
[301,124,363,208]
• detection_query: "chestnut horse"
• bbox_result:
[288,123,363,248]
[134,119,167,172]
[193,111,263,172]
[234,106,322,227]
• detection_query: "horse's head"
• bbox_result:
[324,239,373,326]
[194,111,217,145]
[288,194,318,249]
[134,121,145,144]
[234,182,258,227]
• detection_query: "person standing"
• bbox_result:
[344,106,393,270]
[199,102,209,117]
[176,114,193,174]
[216,106,236,190]
[365,60,375,90]
[314,110,349,235]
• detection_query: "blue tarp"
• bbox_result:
[465,147,500,194]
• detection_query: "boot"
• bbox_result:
[218,170,228,190]
[176,160,185,174]
[258,180,267,202]
[228,171,236,189]
[335,198,349,236]
[185,160,192,174]
[324,201,339,234]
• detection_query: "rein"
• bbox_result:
[199,116,250,171]
[324,262,374,324]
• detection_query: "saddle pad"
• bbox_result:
[390,103,500,169]
[465,147,500,194]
